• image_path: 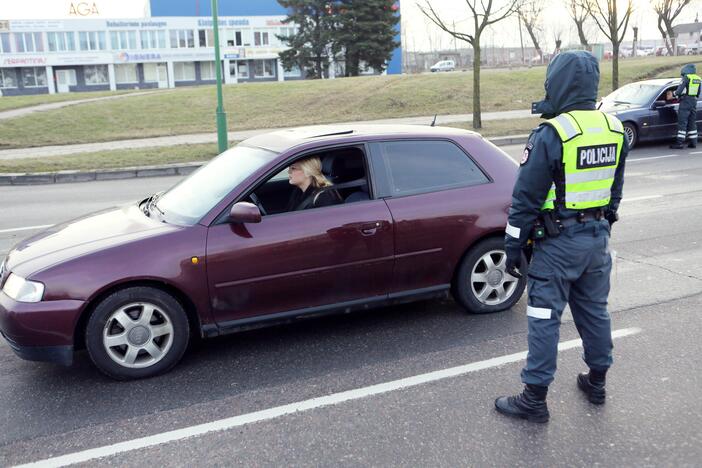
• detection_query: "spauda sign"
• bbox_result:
[68,2,100,16]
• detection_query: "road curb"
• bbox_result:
[0,135,528,186]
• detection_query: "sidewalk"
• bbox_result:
[0,109,533,161]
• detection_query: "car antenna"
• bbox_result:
[430,114,437,127]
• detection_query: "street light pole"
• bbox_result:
[211,0,228,153]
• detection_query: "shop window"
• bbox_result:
[238,62,249,78]
[254,60,275,78]
[84,65,108,85]
[200,61,216,80]
[21,67,47,87]
[0,69,18,88]
[115,64,138,83]
[174,62,196,81]
[79,31,106,51]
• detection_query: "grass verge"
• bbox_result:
[0,56,698,150]
[0,89,141,113]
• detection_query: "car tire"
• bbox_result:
[85,287,190,380]
[452,237,527,314]
[623,122,637,149]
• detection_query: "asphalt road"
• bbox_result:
[1,141,702,466]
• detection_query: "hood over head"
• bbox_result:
[532,50,600,119]
[681,63,696,76]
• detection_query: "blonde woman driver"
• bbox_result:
[286,156,340,211]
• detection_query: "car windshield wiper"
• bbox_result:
[612,100,630,105]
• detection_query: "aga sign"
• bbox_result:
[68,2,100,16]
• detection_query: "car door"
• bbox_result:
[368,139,494,295]
[649,86,680,139]
[205,148,394,327]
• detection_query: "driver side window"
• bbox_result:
[248,146,370,217]
[657,86,679,104]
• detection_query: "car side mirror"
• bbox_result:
[229,202,261,224]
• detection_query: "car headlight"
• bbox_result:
[2,273,45,303]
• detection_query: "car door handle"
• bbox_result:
[360,222,381,236]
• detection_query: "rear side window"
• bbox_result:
[370,140,489,197]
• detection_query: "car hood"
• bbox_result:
[4,203,178,278]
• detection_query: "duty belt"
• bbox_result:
[558,209,605,229]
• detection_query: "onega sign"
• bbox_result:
[68,2,100,16]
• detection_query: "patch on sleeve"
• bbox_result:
[521,142,533,165]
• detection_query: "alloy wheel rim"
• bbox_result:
[470,250,519,306]
[102,302,174,369]
[624,126,635,146]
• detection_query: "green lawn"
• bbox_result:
[0,89,143,112]
[0,56,698,149]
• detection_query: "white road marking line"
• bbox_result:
[0,224,53,234]
[628,154,680,162]
[689,151,702,155]
[14,327,642,468]
[622,195,663,203]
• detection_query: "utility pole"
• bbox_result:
[632,26,638,58]
[212,0,228,153]
[518,14,525,65]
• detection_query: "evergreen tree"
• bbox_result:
[335,0,400,76]
[277,0,336,79]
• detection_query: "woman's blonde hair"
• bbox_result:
[298,156,332,189]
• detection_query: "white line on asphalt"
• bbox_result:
[622,195,663,203]
[0,224,52,234]
[14,327,642,468]
[628,154,679,162]
[689,151,702,155]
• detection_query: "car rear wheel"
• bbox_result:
[623,122,637,149]
[453,237,526,314]
[85,287,190,380]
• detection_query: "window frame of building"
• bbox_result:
[1,32,12,53]
[47,31,76,52]
[141,30,166,49]
[173,61,196,81]
[21,67,47,88]
[253,31,269,47]
[84,65,109,85]
[0,69,18,89]
[237,61,249,78]
[15,32,44,53]
[199,61,216,80]
[170,29,195,49]
[110,30,138,50]
[198,29,215,48]
[79,31,107,51]
[114,63,138,84]
[254,59,275,79]
[223,30,243,47]
[369,140,490,198]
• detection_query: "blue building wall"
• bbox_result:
[149,0,403,74]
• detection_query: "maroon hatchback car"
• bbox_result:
[0,124,524,379]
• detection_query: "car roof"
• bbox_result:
[627,78,680,87]
[242,124,481,153]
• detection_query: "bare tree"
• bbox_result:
[569,0,590,47]
[653,0,693,56]
[418,0,522,129]
[518,0,545,62]
[581,0,634,90]
[553,28,563,55]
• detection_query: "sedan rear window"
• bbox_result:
[371,140,489,197]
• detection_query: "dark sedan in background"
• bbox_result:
[0,125,523,380]
[599,78,702,148]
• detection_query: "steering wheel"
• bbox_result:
[249,193,268,216]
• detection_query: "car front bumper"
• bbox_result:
[0,291,85,366]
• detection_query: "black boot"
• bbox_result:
[495,384,549,423]
[577,369,607,405]
[688,141,697,148]
[670,141,685,149]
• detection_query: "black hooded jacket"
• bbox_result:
[505,51,629,252]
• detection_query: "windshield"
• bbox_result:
[604,83,663,106]
[157,144,277,225]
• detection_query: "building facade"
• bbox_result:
[0,16,304,96]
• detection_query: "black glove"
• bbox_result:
[605,210,619,228]
[505,245,523,279]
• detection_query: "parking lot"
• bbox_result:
[1,141,702,466]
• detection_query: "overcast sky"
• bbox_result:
[1,0,701,52]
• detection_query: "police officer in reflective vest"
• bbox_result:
[670,64,701,149]
[495,50,628,423]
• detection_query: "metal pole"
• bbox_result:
[212,0,228,153]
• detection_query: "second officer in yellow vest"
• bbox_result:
[495,50,629,423]
[670,63,701,149]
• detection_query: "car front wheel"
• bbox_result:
[453,237,527,314]
[623,122,637,149]
[85,287,190,380]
